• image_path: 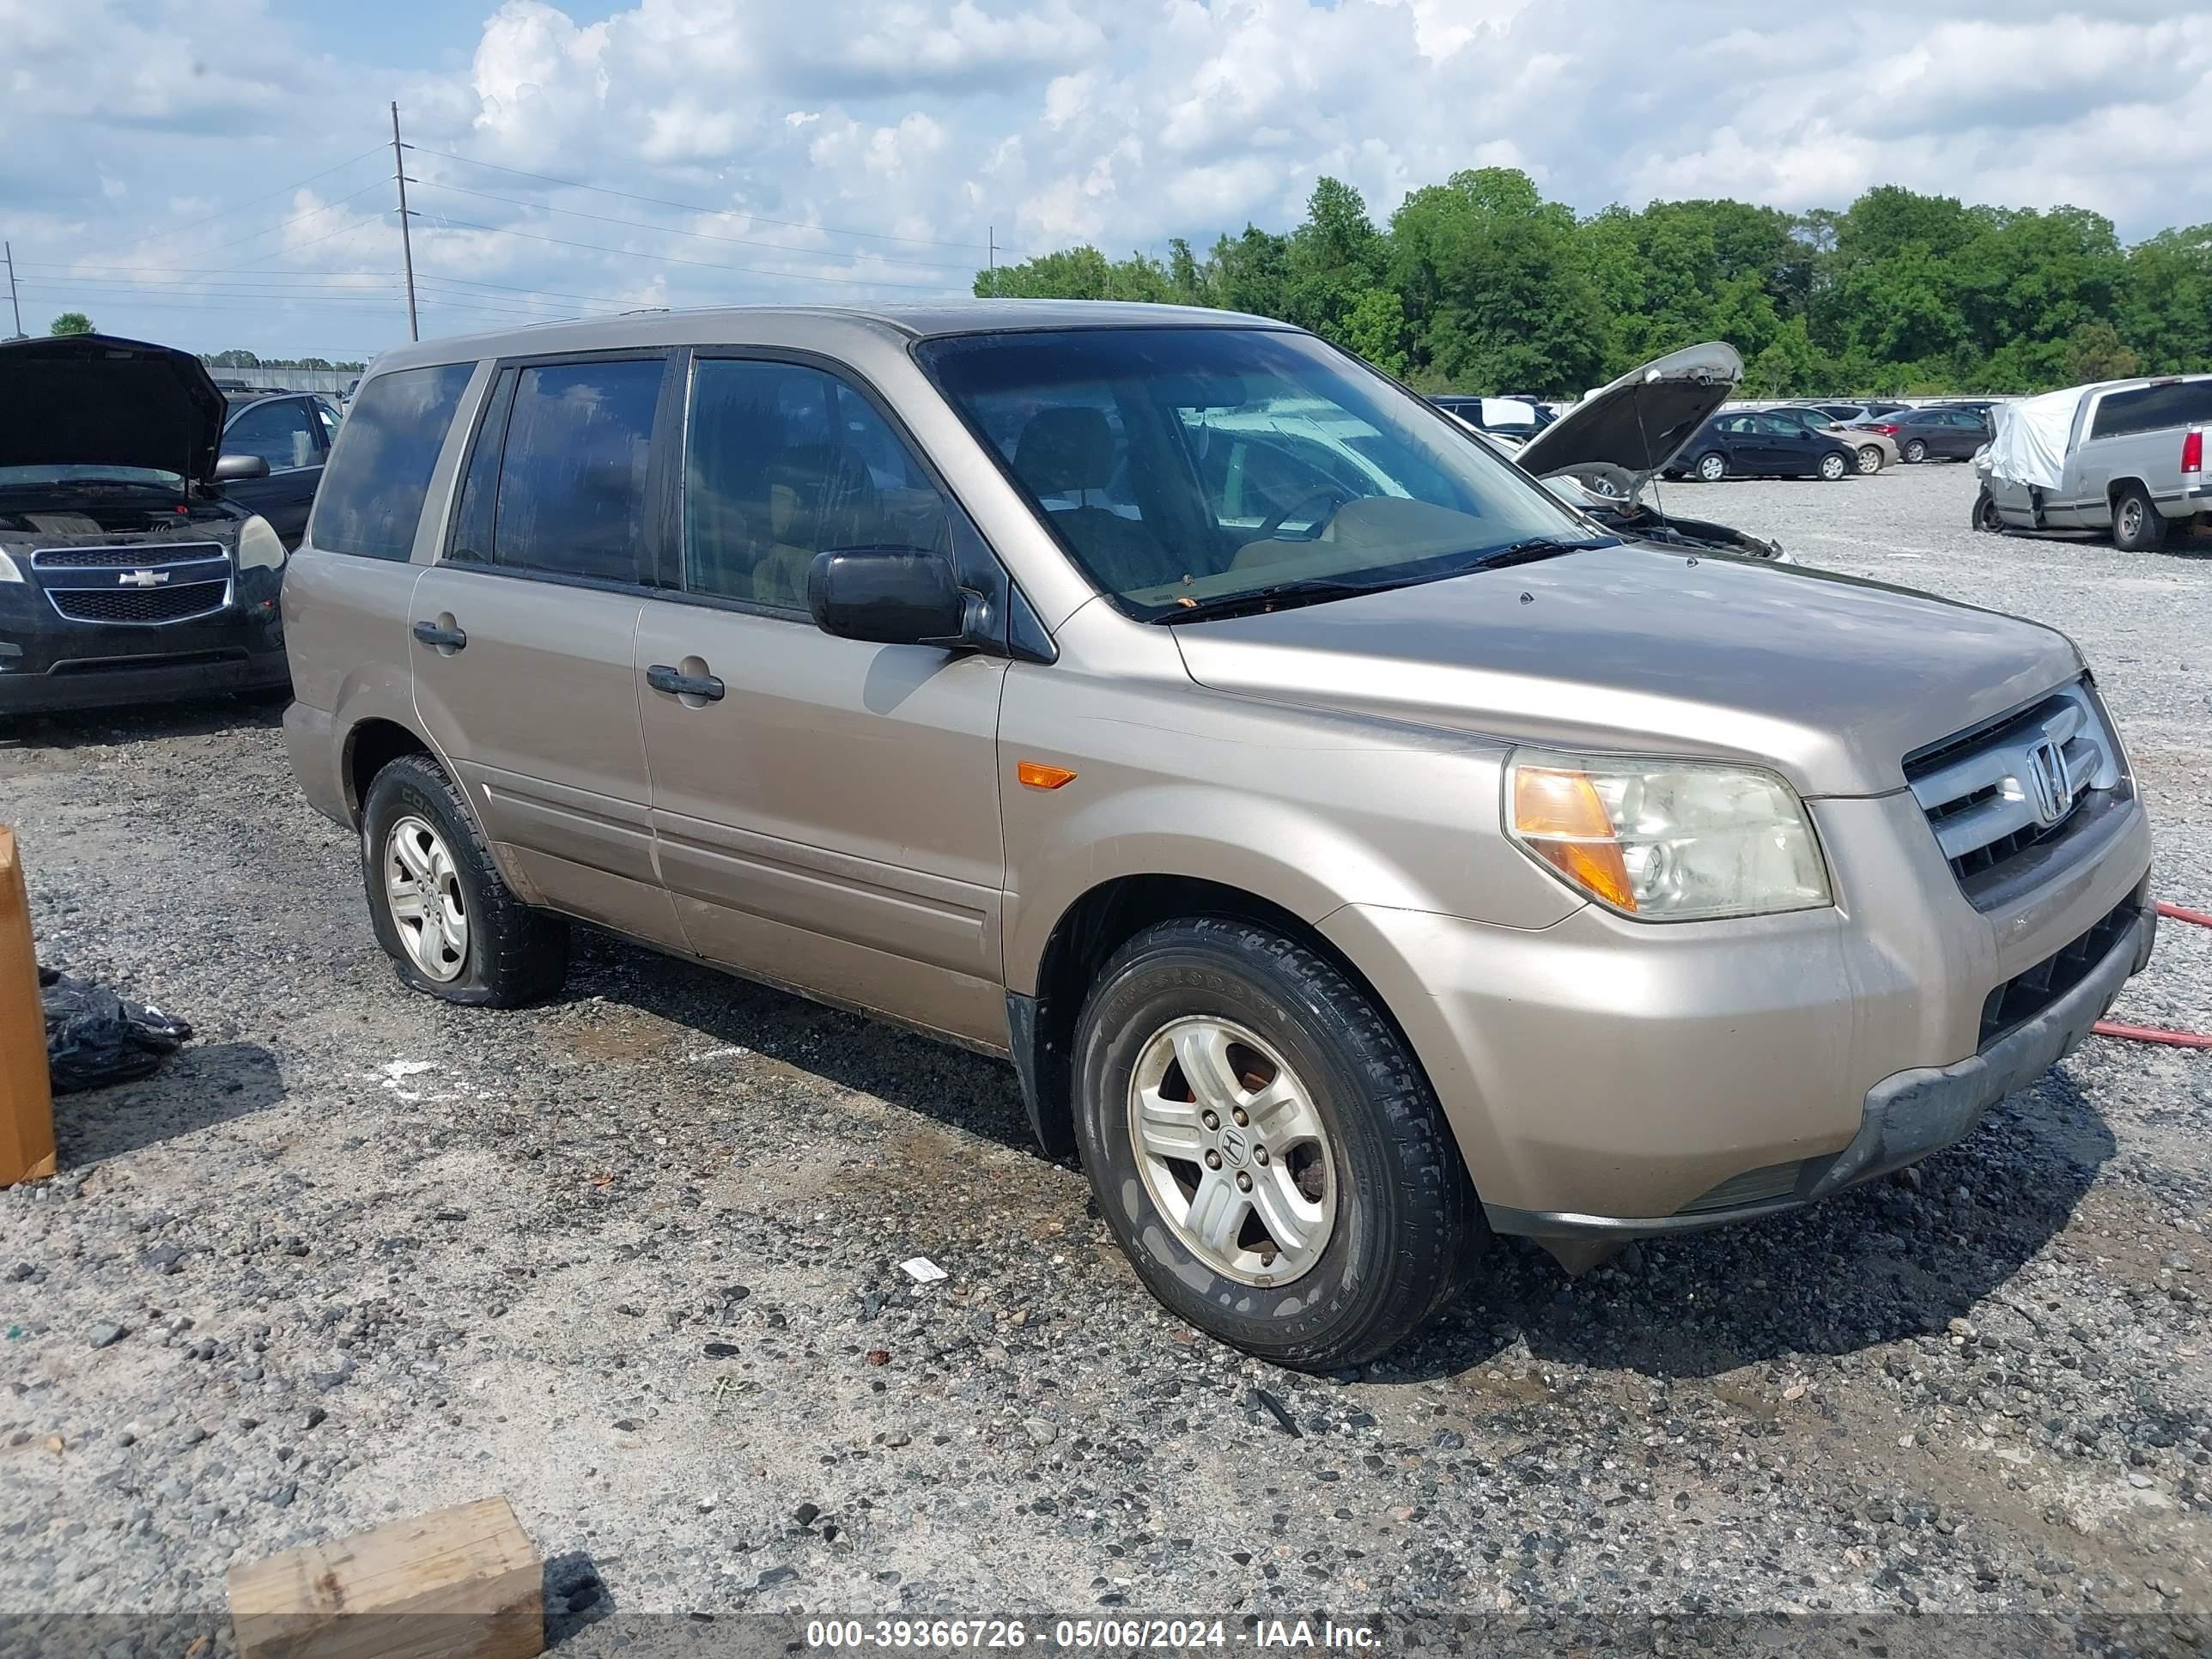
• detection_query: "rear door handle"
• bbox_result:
[411,620,467,650]
[647,663,725,702]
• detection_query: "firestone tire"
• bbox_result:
[1072,917,1482,1371]
[360,752,569,1007]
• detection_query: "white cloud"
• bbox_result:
[2,0,2207,359]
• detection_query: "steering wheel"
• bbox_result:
[1257,488,1351,543]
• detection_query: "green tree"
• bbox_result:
[966,173,2200,398]
[49,312,94,336]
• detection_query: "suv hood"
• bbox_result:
[0,332,226,483]
[1514,342,1741,499]
[1173,544,2081,797]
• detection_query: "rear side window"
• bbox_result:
[683,358,951,611]
[312,363,475,561]
[2089,380,2212,441]
[490,358,664,582]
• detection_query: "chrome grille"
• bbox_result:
[31,540,230,569]
[1906,684,2122,895]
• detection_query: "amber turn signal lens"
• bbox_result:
[1511,766,1636,912]
[1017,761,1078,791]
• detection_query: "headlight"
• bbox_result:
[1506,749,1832,921]
[0,550,21,584]
[235,514,286,573]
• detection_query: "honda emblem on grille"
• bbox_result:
[117,569,170,588]
[2024,737,2074,826]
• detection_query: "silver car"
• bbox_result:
[280,301,2157,1368]
[1975,374,2212,550]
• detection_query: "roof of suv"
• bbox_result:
[365,299,1285,378]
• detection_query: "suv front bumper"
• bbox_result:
[1320,787,2155,1250]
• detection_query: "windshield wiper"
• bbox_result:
[1152,537,1620,624]
[1152,576,1400,624]
[1459,535,1620,569]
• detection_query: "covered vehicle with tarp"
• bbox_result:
[1974,374,2212,550]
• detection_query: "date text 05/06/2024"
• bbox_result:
[802,1618,1382,1650]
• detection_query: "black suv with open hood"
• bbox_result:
[1,332,290,715]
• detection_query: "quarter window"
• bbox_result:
[311,362,475,562]
[490,358,664,582]
[683,358,953,611]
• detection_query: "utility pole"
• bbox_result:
[390,101,418,342]
[2,242,21,338]
[988,225,995,274]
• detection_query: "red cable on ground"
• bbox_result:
[2092,900,2211,1048]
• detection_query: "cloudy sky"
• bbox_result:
[3,0,2206,360]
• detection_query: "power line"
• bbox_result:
[406,179,982,274]
[411,272,648,307]
[112,145,388,253]
[407,214,962,293]
[17,260,394,282]
[407,144,1021,257]
[137,179,392,266]
[208,216,389,272]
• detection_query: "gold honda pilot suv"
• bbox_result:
[282,302,2156,1369]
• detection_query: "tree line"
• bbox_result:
[973,171,2212,399]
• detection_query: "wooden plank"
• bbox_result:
[0,827,57,1188]
[228,1496,543,1659]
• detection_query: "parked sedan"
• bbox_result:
[1666,410,1857,481]
[1765,407,1897,475]
[217,391,343,546]
[1848,405,1990,465]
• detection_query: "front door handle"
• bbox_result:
[647,663,725,702]
[411,620,467,651]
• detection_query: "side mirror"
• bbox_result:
[215,453,270,481]
[806,548,973,648]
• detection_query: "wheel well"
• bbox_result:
[2107,477,2151,508]
[1018,875,1399,1158]
[343,718,432,822]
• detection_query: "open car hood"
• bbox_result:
[1514,341,1742,497]
[0,332,226,482]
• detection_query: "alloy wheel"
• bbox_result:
[1856,446,1881,475]
[383,814,469,982]
[1127,1015,1338,1285]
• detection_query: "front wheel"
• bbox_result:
[1856,445,1884,476]
[1819,453,1849,481]
[1903,438,1928,464]
[361,752,570,1006]
[1695,451,1727,483]
[2112,485,2166,552]
[1073,918,1480,1370]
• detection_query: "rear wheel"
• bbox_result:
[1695,451,1727,483]
[361,752,569,1006]
[1819,452,1849,481]
[1903,438,1929,464]
[2112,485,2167,552]
[1856,445,1884,476]
[1072,917,1480,1370]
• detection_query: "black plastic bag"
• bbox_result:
[39,966,193,1094]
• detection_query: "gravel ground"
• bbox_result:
[1,461,2208,1655]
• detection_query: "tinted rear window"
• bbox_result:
[312,363,475,561]
[2090,380,2212,441]
[489,358,664,582]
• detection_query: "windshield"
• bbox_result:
[0,464,181,489]
[915,326,1586,620]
